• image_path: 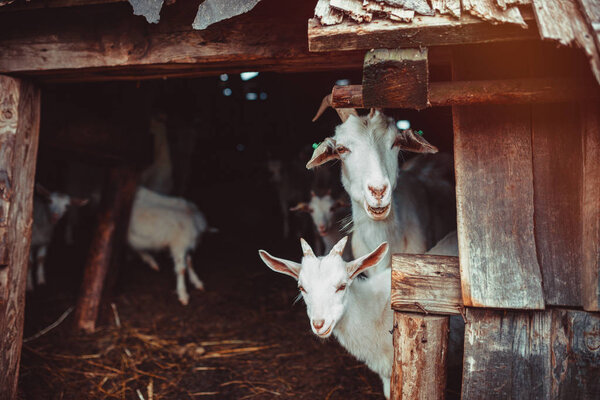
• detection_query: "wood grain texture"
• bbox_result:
[453,102,544,309]
[582,101,600,312]
[532,102,583,306]
[330,0,372,22]
[363,48,428,110]
[0,0,365,82]
[0,76,40,400]
[314,0,344,26]
[391,312,448,400]
[308,12,537,52]
[463,0,528,27]
[391,254,461,315]
[496,0,531,9]
[431,0,460,18]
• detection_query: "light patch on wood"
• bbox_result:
[315,0,344,26]
[430,0,461,18]
[463,0,528,27]
[532,0,600,85]
[128,0,164,24]
[380,0,433,16]
[330,0,373,22]
[496,0,531,10]
[192,0,261,30]
[363,1,415,22]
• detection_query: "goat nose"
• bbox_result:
[368,185,388,200]
[312,319,325,330]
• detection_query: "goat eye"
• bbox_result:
[299,285,306,293]
[336,146,350,154]
[336,284,347,292]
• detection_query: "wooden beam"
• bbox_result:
[330,78,597,109]
[391,313,448,400]
[582,101,600,312]
[362,48,429,109]
[391,254,461,315]
[73,167,138,333]
[308,11,538,52]
[0,0,365,83]
[0,76,40,400]
[0,0,126,12]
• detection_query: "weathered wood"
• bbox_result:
[0,0,126,12]
[314,0,344,26]
[582,101,600,312]
[462,308,600,399]
[463,0,528,27]
[330,78,597,109]
[497,0,531,10]
[73,167,138,333]
[0,77,40,400]
[0,0,365,83]
[532,102,583,306]
[381,0,433,16]
[430,0,460,18]
[577,0,600,52]
[532,0,600,85]
[330,0,372,23]
[363,48,428,110]
[391,312,448,400]
[391,254,461,315]
[308,12,538,52]
[363,1,415,22]
[453,102,544,309]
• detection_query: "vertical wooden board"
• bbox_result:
[462,309,552,399]
[551,309,600,399]
[453,103,545,309]
[582,101,600,311]
[0,77,40,400]
[392,312,449,400]
[532,102,583,306]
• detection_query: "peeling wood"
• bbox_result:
[363,1,415,22]
[532,0,600,85]
[496,0,531,10]
[314,0,343,26]
[380,0,433,16]
[430,0,460,18]
[128,0,163,24]
[330,0,372,23]
[192,0,261,30]
[391,254,461,315]
[463,0,528,27]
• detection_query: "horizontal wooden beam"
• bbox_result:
[308,11,538,52]
[0,0,365,82]
[391,254,461,315]
[331,78,598,109]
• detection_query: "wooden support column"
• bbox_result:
[392,313,449,400]
[0,76,41,400]
[73,166,138,333]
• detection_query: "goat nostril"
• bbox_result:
[313,319,325,330]
[368,185,387,199]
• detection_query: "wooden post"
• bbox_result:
[0,76,41,400]
[73,166,138,333]
[391,312,449,400]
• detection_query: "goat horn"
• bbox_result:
[312,93,358,123]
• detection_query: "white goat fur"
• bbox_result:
[308,112,445,275]
[259,237,393,398]
[127,187,210,305]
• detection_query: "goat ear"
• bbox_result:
[346,242,389,279]
[290,202,310,213]
[329,236,348,257]
[368,108,383,119]
[306,138,338,169]
[35,183,52,199]
[300,238,317,258]
[258,250,301,280]
[70,197,89,207]
[393,129,438,154]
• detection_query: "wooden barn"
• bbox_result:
[0,0,599,399]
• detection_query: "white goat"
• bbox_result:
[29,184,88,290]
[290,191,350,256]
[127,187,214,305]
[259,237,393,398]
[309,104,451,274]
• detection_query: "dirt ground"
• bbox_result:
[19,226,390,400]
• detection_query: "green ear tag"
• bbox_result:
[416,130,424,136]
[312,142,321,150]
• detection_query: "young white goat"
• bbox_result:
[309,103,453,274]
[259,237,393,398]
[127,187,214,305]
[29,184,88,290]
[290,191,350,256]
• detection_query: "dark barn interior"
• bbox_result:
[20,71,454,399]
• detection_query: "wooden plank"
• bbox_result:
[531,102,583,306]
[314,0,343,26]
[430,0,460,18]
[453,102,544,309]
[308,12,538,52]
[0,0,365,82]
[497,0,531,10]
[391,254,461,315]
[463,0,528,27]
[0,77,40,400]
[363,48,428,110]
[582,101,600,311]
[330,78,598,109]
[391,312,448,400]
[532,0,600,85]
